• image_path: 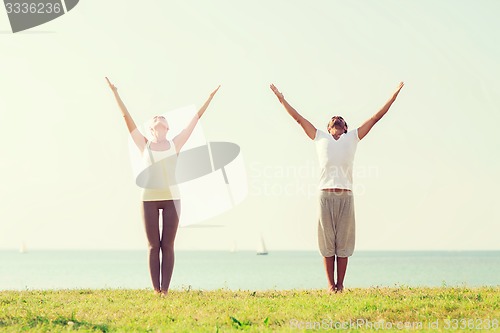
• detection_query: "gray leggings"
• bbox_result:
[142,200,181,292]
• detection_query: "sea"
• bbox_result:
[0,251,499,291]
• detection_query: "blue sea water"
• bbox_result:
[0,250,498,291]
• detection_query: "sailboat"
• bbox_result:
[256,235,268,255]
[19,242,28,254]
[230,240,237,253]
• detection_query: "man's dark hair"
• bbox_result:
[327,116,348,134]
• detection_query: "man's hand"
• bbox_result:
[357,81,405,140]
[270,84,285,103]
[393,82,404,96]
[269,83,316,140]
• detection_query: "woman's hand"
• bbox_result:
[210,85,221,98]
[105,77,118,93]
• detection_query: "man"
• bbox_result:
[270,82,404,292]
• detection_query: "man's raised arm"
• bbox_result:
[358,82,404,140]
[270,84,317,140]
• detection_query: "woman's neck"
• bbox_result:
[151,132,168,143]
[152,138,168,143]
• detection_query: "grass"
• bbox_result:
[0,287,499,332]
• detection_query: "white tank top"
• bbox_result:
[141,140,180,201]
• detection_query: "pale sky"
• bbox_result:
[1,0,499,251]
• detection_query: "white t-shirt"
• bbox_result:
[314,129,360,190]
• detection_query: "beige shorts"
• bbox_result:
[317,191,355,257]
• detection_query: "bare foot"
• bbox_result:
[160,290,168,297]
[335,284,344,293]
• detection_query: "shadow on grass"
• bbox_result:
[6,314,110,332]
[53,315,110,332]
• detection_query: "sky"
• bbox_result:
[1,0,499,251]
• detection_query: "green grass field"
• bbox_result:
[1,287,499,332]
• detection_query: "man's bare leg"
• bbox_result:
[336,256,348,292]
[323,256,336,292]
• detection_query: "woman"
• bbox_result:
[106,77,220,295]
